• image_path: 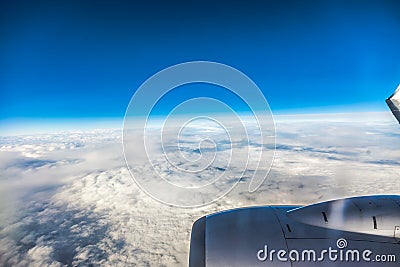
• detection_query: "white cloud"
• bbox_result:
[1,112,400,266]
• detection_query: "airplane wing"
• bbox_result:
[189,86,400,266]
[386,84,400,123]
[189,195,400,266]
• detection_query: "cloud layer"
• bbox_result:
[1,112,400,266]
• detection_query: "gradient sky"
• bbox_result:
[1,0,400,120]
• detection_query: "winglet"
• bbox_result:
[386,84,400,124]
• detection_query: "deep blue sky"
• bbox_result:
[1,0,400,120]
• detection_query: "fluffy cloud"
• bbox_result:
[1,112,400,266]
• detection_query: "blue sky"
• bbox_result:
[1,0,400,120]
